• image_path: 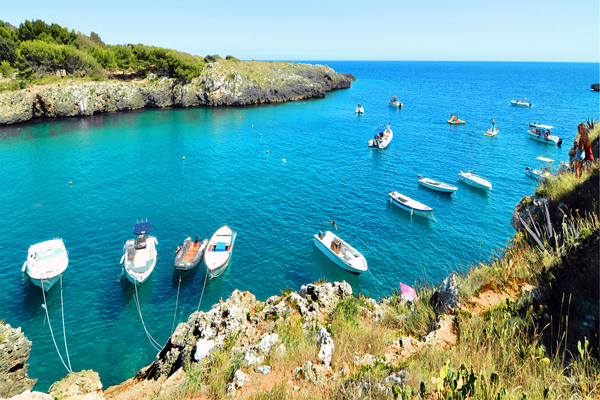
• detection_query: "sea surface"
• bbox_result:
[0,61,598,390]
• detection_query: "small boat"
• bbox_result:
[120,221,158,285]
[418,175,457,194]
[485,127,499,137]
[388,190,433,218]
[511,99,532,107]
[174,236,208,271]
[526,157,556,182]
[457,171,492,191]
[447,115,465,125]
[23,238,68,291]
[204,225,236,278]
[388,96,403,108]
[528,124,562,146]
[368,124,393,149]
[355,104,364,114]
[313,231,367,275]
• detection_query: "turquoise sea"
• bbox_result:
[1,61,598,390]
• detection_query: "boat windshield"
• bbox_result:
[35,247,63,261]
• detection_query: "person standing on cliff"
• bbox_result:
[574,123,590,178]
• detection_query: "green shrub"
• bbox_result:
[0,36,17,64]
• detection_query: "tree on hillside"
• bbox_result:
[13,20,77,45]
[0,36,17,65]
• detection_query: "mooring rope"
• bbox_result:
[133,281,162,351]
[41,278,72,373]
[197,270,209,312]
[59,275,72,372]
[171,273,182,335]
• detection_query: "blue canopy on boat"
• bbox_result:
[215,242,226,252]
[133,222,152,235]
[374,127,386,133]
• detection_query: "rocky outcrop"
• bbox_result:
[47,370,103,399]
[0,61,355,125]
[0,323,36,398]
[592,83,599,92]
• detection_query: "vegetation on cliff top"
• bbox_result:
[0,19,231,90]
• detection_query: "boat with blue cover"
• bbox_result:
[23,238,69,291]
[369,124,393,149]
[388,190,433,218]
[313,231,367,275]
[204,225,236,278]
[120,221,158,285]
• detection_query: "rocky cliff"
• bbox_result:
[0,61,355,125]
[0,323,36,398]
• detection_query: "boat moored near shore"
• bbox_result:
[23,238,69,291]
[388,190,433,218]
[528,124,562,146]
[369,124,393,149]
[313,231,367,275]
[174,236,208,271]
[457,171,492,191]
[204,225,236,279]
[120,221,158,285]
[418,175,457,194]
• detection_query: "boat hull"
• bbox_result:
[388,193,433,218]
[457,173,492,191]
[122,236,158,285]
[313,233,367,275]
[418,179,457,194]
[368,129,393,149]
[527,132,561,146]
[174,238,208,271]
[25,238,69,291]
[204,226,236,279]
[511,101,531,107]
[29,275,61,291]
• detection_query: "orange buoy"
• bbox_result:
[261,133,263,137]
[267,150,269,154]
[69,181,72,185]
[183,156,185,160]
[239,115,241,119]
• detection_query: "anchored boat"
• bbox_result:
[23,238,68,291]
[511,99,531,107]
[525,157,556,182]
[388,96,403,108]
[369,124,393,149]
[174,236,208,271]
[388,190,433,218]
[204,225,236,278]
[528,124,562,146]
[418,175,457,194]
[313,231,367,275]
[355,104,364,114]
[457,171,492,191]
[120,221,158,285]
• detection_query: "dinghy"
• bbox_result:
[204,225,236,278]
[511,99,531,107]
[23,238,68,291]
[369,124,393,149]
[528,124,562,146]
[121,221,158,285]
[388,190,433,218]
[174,236,208,271]
[313,231,367,275]
[418,175,457,194]
[457,171,492,191]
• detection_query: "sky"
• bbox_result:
[2,0,599,62]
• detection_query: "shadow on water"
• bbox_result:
[311,246,362,286]
[416,185,457,202]
[172,267,202,288]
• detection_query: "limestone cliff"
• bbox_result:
[0,323,36,398]
[0,61,355,125]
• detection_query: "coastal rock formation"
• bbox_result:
[0,61,355,125]
[0,323,36,399]
[592,83,599,92]
[47,370,103,399]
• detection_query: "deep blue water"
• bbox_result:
[0,61,598,390]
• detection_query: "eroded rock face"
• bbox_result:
[0,61,355,125]
[0,323,36,399]
[437,274,461,312]
[47,369,103,399]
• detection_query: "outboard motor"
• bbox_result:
[557,138,563,147]
[318,231,324,240]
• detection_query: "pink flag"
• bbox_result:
[399,282,418,301]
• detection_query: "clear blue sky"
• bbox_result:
[3,0,599,62]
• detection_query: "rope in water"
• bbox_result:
[197,270,209,312]
[41,277,72,373]
[133,281,162,351]
[59,275,72,372]
[171,273,182,335]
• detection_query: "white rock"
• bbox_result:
[255,365,271,375]
[255,333,279,354]
[233,369,249,388]
[316,327,334,366]
[194,339,216,361]
[242,350,264,366]
[7,390,52,400]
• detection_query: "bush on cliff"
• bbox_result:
[0,36,17,65]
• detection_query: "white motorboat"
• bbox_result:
[528,124,562,146]
[369,124,393,149]
[120,221,158,285]
[511,99,531,107]
[485,127,499,137]
[526,157,556,182]
[174,236,208,271]
[23,238,68,291]
[388,190,433,218]
[313,231,367,275]
[355,104,364,114]
[388,96,403,108]
[418,175,457,194]
[204,225,236,278]
[457,171,492,191]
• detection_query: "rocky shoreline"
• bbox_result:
[0,61,355,126]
